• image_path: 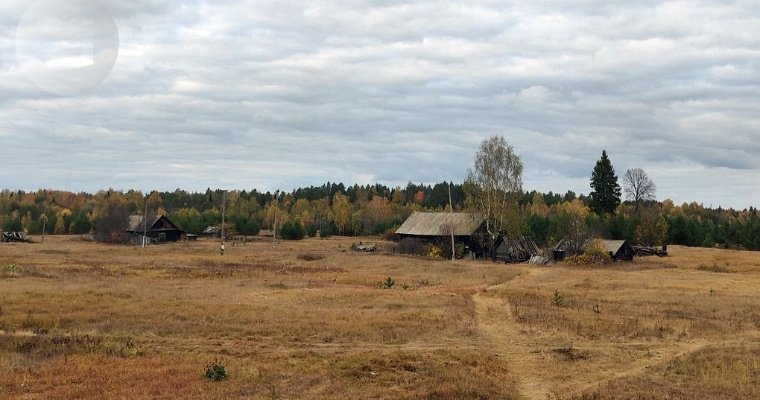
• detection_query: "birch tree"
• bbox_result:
[464,136,523,240]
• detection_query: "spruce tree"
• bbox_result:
[589,150,621,215]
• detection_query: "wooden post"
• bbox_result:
[449,182,455,262]
[142,193,148,248]
[41,215,47,244]
[220,190,226,256]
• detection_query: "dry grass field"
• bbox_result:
[1,236,758,399]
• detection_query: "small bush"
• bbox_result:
[306,224,318,237]
[697,263,731,273]
[383,277,395,289]
[280,221,305,240]
[552,290,564,307]
[425,245,443,259]
[297,252,324,261]
[204,358,227,381]
[566,240,612,265]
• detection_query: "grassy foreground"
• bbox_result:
[1,236,758,399]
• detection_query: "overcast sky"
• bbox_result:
[1,0,758,208]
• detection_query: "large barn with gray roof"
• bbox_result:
[395,212,488,258]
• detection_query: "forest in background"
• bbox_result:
[1,183,759,250]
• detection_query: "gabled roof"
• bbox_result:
[127,215,182,232]
[395,212,484,237]
[203,226,221,234]
[588,239,629,254]
[601,240,629,253]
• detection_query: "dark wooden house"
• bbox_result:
[395,212,488,258]
[126,215,185,244]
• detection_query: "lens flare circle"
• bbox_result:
[15,0,119,96]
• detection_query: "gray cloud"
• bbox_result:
[0,0,758,208]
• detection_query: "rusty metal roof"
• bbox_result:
[395,212,484,237]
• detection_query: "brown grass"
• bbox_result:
[1,239,759,399]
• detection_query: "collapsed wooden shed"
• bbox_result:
[202,226,222,238]
[494,236,540,263]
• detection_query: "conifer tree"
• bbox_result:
[589,150,621,215]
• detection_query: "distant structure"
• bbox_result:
[395,212,488,258]
[202,226,222,239]
[2,231,29,243]
[593,240,635,261]
[126,215,186,245]
[494,236,540,263]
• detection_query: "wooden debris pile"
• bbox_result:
[633,245,668,257]
[529,255,550,265]
[2,232,29,243]
[495,236,540,263]
[353,242,377,252]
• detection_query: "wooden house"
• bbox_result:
[126,215,185,244]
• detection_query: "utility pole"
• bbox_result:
[41,215,47,243]
[143,192,148,248]
[449,182,455,262]
[272,203,278,250]
[220,190,226,256]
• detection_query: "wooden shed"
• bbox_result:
[595,240,635,261]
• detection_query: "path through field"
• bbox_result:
[473,268,553,399]
[472,266,760,399]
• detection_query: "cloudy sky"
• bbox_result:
[1,0,758,208]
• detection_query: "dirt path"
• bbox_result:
[473,265,760,400]
[566,334,760,398]
[473,268,554,400]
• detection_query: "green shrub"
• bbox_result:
[280,221,305,240]
[552,290,564,307]
[306,224,318,237]
[383,277,395,289]
[204,358,227,381]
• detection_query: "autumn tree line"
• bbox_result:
[0,183,465,242]
[0,182,758,250]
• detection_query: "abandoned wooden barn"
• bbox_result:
[594,239,635,261]
[395,212,488,258]
[126,215,186,244]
